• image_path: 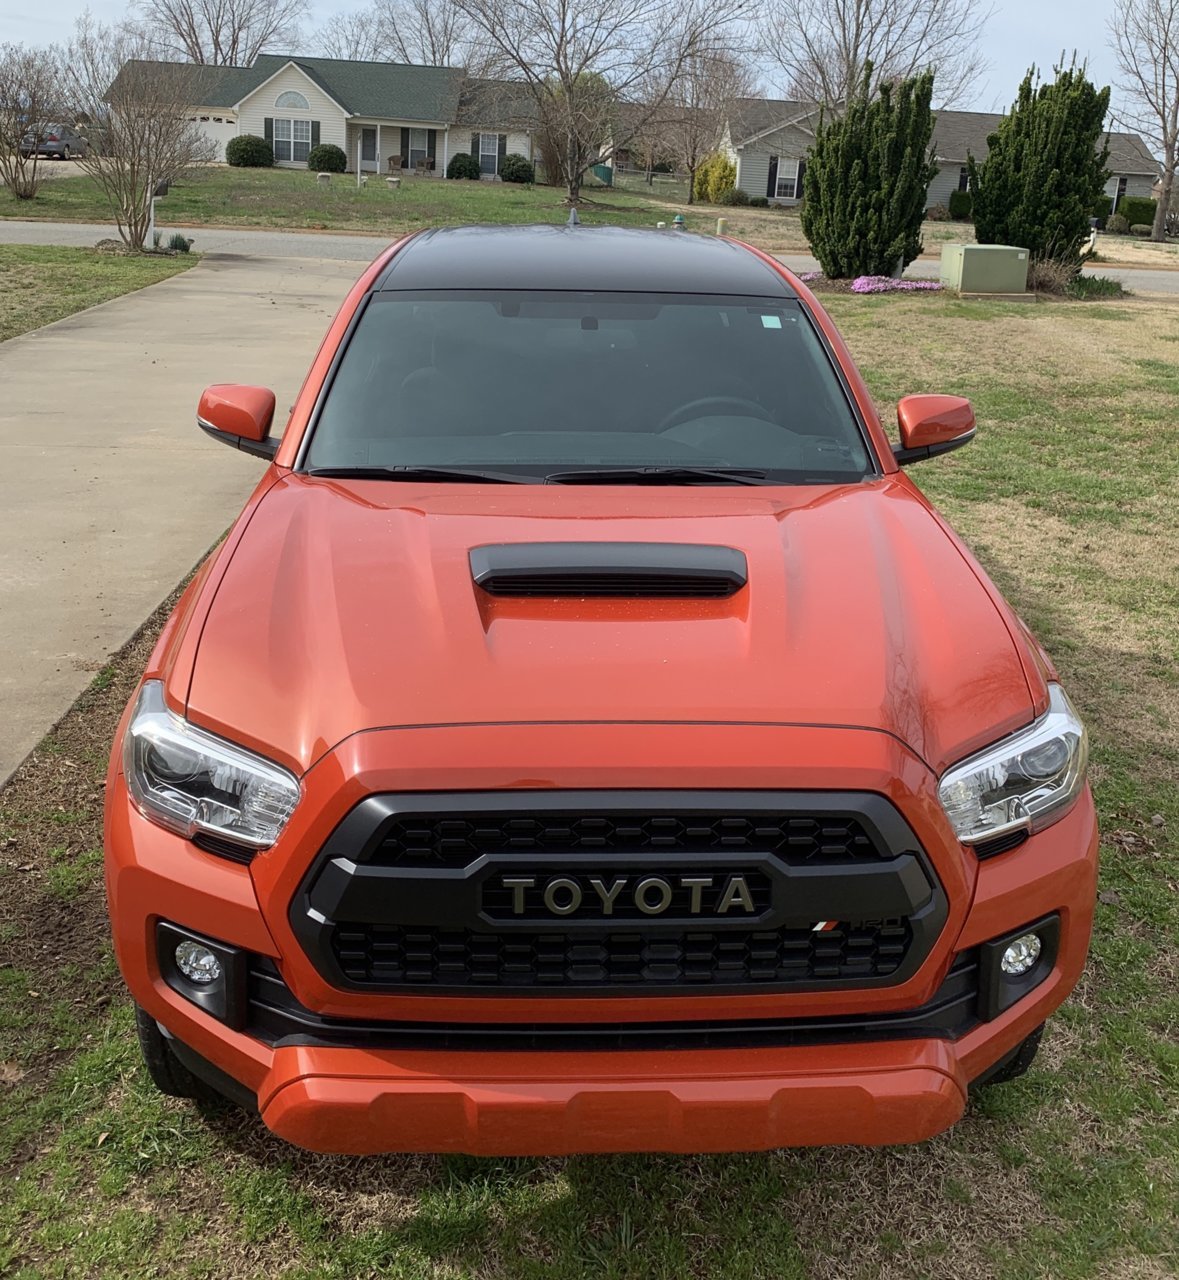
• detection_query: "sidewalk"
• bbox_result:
[0,253,359,784]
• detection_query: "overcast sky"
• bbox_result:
[0,0,1127,119]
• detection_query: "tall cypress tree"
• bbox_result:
[969,64,1110,268]
[801,66,938,279]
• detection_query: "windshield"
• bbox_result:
[303,291,875,482]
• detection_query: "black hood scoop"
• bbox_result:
[470,542,748,599]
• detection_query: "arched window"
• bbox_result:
[275,90,309,110]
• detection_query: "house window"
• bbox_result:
[273,118,312,163]
[479,132,500,175]
[958,166,969,191]
[409,128,429,168]
[276,90,309,110]
[775,158,803,200]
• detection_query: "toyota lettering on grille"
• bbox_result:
[497,873,757,918]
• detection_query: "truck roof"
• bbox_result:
[376,225,795,297]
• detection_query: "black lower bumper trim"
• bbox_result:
[245,950,981,1052]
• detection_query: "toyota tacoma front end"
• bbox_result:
[105,227,1097,1154]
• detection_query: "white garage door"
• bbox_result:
[190,113,238,161]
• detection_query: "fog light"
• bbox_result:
[1001,933,1042,976]
[174,940,223,985]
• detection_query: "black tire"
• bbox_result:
[134,1003,221,1102]
[976,1023,1044,1088]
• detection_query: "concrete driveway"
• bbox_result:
[0,253,360,784]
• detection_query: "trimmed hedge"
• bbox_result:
[1106,212,1129,234]
[948,188,973,220]
[226,134,273,167]
[1118,195,1157,228]
[447,151,481,180]
[499,153,534,183]
[718,186,750,205]
[1130,223,1153,236]
[307,143,346,173]
[748,195,769,207]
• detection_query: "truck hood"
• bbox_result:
[184,474,1038,776]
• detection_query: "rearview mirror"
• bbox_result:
[893,395,975,465]
[197,385,278,460]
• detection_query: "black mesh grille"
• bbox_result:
[331,919,912,988]
[370,811,888,869]
[292,792,946,997]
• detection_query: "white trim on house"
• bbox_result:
[232,59,352,117]
[774,158,802,200]
[734,108,820,151]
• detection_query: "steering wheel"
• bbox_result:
[658,396,775,433]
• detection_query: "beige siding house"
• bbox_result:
[726,97,1159,213]
[116,56,536,176]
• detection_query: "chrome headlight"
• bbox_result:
[123,681,300,849]
[938,683,1088,845]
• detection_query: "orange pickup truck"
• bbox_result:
[105,227,1097,1155]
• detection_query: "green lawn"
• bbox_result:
[0,293,1175,1279]
[0,165,711,235]
[0,164,821,249]
[0,245,196,342]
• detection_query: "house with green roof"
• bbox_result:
[720,97,1158,213]
[118,55,536,175]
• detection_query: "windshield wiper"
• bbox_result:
[306,465,533,484]
[543,466,771,486]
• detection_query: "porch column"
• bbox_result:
[376,123,381,173]
[442,126,449,178]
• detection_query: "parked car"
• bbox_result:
[19,123,87,159]
[105,225,1097,1156]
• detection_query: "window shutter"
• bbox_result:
[471,132,479,158]
[796,158,806,198]
[401,127,410,166]
[263,117,273,143]
[497,133,507,171]
[766,155,777,198]
[311,120,320,148]
[427,129,436,161]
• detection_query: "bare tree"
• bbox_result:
[58,18,216,250]
[661,52,757,203]
[0,43,61,201]
[759,0,991,107]
[135,0,308,66]
[1110,0,1178,241]
[314,8,385,60]
[377,0,479,67]
[451,0,746,203]
[310,0,487,69]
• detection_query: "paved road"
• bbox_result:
[0,216,396,263]
[2,218,1178,295]
[0,253,359,785]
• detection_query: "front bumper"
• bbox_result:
[105,722,1098,1155]
[256,1039,966,1154]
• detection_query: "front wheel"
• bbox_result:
[62,145,70,160]
[133,1003,220,1101]
[975,1024,1044,1088]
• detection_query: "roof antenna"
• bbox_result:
[567,207,580,226]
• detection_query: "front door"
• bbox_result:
[361,127,377,170]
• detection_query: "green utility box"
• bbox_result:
[940,243,1030,294]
